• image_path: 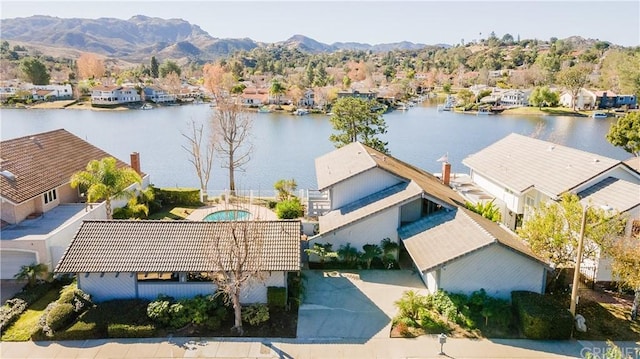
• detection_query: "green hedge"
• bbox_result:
[107,323,155,338]
[156,188,201,206]
[275,199,304,219]
[46,303,76,332]
[511,291,572,339]
[267,287,287,308]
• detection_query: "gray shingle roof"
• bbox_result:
[320,181,423,232]
[462,133,620,197]
[315,142,377,190]
[0,129,136,204]
[399,208,546,272]
[55,220,301,273]
[578,177,640,213]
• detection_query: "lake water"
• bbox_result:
[0,103,629,192]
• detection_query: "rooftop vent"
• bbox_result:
[0,170,16,181]
[593,158,600,163]
[547,145,555,151]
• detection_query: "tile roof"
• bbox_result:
[462,133,620,198]
[0,129,135,204]
[578,177,640,213]
[399,208,546,272]
[55,220,301,273]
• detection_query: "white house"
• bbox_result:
[559,88,596,110]
[55,220,301,303]
[27,84,73,100]
[463,133,640,281]
[309,142,549,299]
[500,89,529,107]
[0,129,150,279]
[91,85,141,106]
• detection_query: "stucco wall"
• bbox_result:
[330,168,400,210]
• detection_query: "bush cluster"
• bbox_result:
[35,284,93,338]
[267,287,287,309]
[107,323,155,338]
[146,294,228,329]
[241,304,270,326]
[511,291,572,339]
[0,298,28,333]
[275,198,304,219]
[155,188,201,206]
[46,303,76,331]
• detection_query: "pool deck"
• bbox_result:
[187,203,278,221]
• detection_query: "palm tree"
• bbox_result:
[361,244,383,269]
[269,79,286,108]
[381,238,399,260]
[14,263,49,287]
[70,157,142,219]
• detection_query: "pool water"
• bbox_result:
[203,210,252,221]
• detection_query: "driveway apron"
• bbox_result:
[296,270,427,340]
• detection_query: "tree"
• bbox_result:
[517,193,626,271]
[605,234,640,320]
[70,157,142,219]
[76,53,105,80]
[206,221,266,335]
[274,178,297,201]
[556,64,592,111]
[150,56,159,78]
[14,263,49,287]
[182,120,215,201]
[606,112,640,157]
[269,79,286,106]
[159,60,181,78]
[329,97,389,154]
[529,86,559,108]
[19,57,50,85]
[361,244,382,269]
[212,98,253,194]
[304,243,338,266]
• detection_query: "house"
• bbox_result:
[499,89,529,107]
[559,88,596,110]
[27,84,73,100]
[298,89,315,108]
[240,87,269,107]
[143,86,176,103]
[595,91,637,109]
[91,85,141,106]
[613,94,637,109]
[462,133,640,281]
[54,220,301,303]
[0,129,149,279]
[309,142,549,299]
[336,89,378,101]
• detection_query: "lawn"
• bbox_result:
[501,106,589,117]
[1,288,61,341]
[147,205,199,220]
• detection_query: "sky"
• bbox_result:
[1,1,639,47]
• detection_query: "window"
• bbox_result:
[43,189,57,204]
[137,272,179,282]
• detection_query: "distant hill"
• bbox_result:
[0,15,442,62]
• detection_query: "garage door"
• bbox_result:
[1,251,37,279]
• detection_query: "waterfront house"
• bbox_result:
[499,89,530,107]
[463,133,640,282]
[27,84,73,100]
[240,87,269,107]
[594,90,637,109]
[298,89,315,108]
[337,89,378,101]
[143,86,176,103]
[55,220,301,302]
[308,142,548,299]
[91,85,141,106]
[0,129,149,279]
[559,88,596,110]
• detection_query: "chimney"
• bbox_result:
[130,152,141,175]
[442,161,451,187]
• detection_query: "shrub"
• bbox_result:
[433,291,458,322]
[107,323,155,338]
[241,304,269,326]
[146,299,172,326]
[512,291,572,339]
[0,298,28,333]
[275,198,304,219]
[155,188,201,206]
[147,294,228,329]
[394,290,426,322]
[46,303,76,332]
[267,287,287,309]
[419,309,449,333]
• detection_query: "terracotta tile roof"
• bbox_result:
[0,129,133,204]
[55,220,301,273]
[462,133,620,198]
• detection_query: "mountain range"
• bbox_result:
[0,15,441,62]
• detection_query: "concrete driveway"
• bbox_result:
[296,270,427,340]
[1,280,26,304]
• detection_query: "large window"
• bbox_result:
[137,272,179,282]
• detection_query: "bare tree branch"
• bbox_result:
[182,120,215,200]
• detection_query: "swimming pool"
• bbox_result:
[203,210,252,221]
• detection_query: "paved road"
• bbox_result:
[2,336,639,358]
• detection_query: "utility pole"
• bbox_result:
[570,206,588,317]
